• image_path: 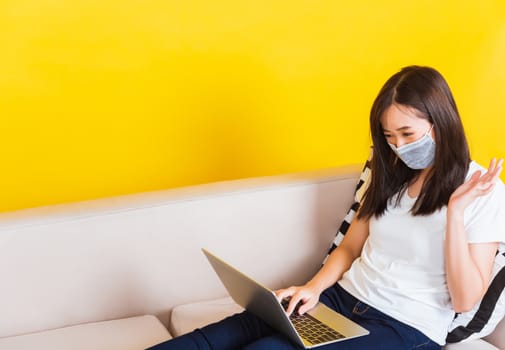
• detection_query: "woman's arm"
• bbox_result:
[446,158,503,313]
[276,215,369,315]
[445,214,498,312]
[307,216,369,294]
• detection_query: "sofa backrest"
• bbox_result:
[0,165,360,338]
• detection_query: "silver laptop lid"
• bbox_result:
[202,249,369,348]
[202,248,306,347]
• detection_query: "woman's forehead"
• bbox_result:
[380,104,428,130]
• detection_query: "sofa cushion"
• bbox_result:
[447,251,505,342]
[170,297,498,349]
[170,297,243,336]
[483,315,505,349]
[0,315,171,350]
[444,339,499,350]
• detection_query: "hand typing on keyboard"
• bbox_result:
[280,296,347,343]
[275,282,322,317]
[281,296,303,316]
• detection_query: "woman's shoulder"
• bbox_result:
[467,160,485,176]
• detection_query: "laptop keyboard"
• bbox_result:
[282,299,346,344]
[290,313,346,344]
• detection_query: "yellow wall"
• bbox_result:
[1,1,504,212]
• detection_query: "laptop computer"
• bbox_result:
[202,248,369,348]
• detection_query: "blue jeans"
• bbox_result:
[147,283,441,350]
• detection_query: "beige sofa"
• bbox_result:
[0,164,503,349]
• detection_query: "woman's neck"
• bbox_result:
[408,167,432,198]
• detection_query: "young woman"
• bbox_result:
[148,66,505,349]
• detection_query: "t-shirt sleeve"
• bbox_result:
[464,180,505,244]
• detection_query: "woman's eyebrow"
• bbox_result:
[382,126,412,132]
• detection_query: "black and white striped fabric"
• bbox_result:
[324,148,505,343]
[446,249,505,343]
[324,151,372,261]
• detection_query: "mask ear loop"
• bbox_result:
[426,124,435,141]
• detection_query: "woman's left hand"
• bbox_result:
[448,158,503,214]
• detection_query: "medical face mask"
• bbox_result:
[388,125,435,170]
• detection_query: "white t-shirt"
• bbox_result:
[338,161,505,345]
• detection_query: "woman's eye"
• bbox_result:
[384,134,392,139]
[402,133,413,137]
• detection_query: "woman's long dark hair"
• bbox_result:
[358,66,470,219]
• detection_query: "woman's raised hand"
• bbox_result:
[448,158,503,214]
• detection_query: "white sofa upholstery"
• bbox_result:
[0,165,503,349]
[0,316,170,350]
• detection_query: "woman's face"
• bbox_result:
[380,104,434,148]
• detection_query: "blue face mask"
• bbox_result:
[388,125,435,170]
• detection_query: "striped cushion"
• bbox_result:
[446,250,505,342]
[326,148,505,343]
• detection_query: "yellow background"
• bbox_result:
[1,1,504,213]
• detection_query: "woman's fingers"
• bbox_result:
[488,158,497,172]
[285,299,298,316]
[276,284,321,316]
[449,158,503,212]
[298,298,317,315]
[489,158,503,181]
[276,286,317,316]
[275,287,303,315]
[478,158,502,187]
[275,287,295,302]
[484,158,502,180]
[468,158,503,196]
